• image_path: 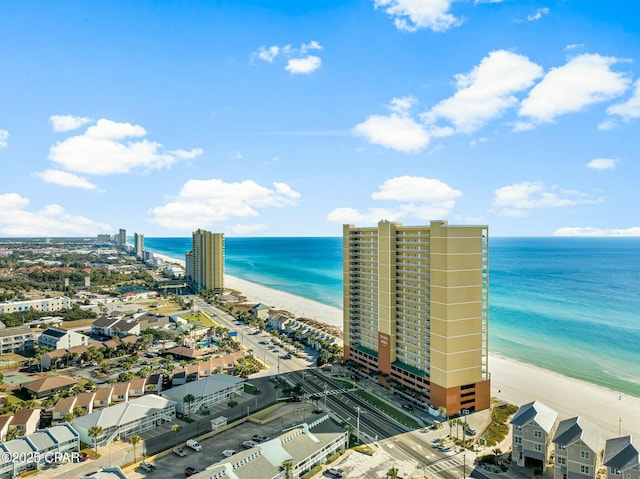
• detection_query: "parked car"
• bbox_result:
[251,434,267,443]
[326,467,344,478]
[242,440,258,449]
[185,466,200,477]
[139,461,156,472]
[173,447,186,457]
[465,428,477,436]
[73,452,89,463]
[186,439,202,451]
[222,449,236,458]
[402,403,414,411]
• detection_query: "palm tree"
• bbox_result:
[183,394,196,417]
[437,406,447,419]
[6,427,20,441]
[88,425,104,455]
[282,460,294,479]
[386,467,400,479]
[448,419,455,437]
[129,435,141,461]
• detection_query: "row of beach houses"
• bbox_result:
[511,401,639,479]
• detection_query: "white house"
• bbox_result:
[38,327,88,350]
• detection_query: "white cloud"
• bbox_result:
[519,53,630,123]
[565,43,584,50]
[328,176,461,224]
[230,224,268,234]
[300,41,322,54]
[425,50,543,133]
[170,148,204,159]
[49,115,93,132]
[353,114,429,152]
[372,176,462,202]
[492,181,603,216]
[253,45,280,63]
[606,79,640,121]
[253,41,323,74]
[353,96,429,152]
[229,150,244,161]
[148,178,300,230]
[49,118,202,175]
[285,56,322,75]
[512,121,535,132]
[474,0,503,3]
[527,7,549,21]
[553,226,640,237]
[0,129,8,148]
[34,169,98,190]
[0,193,111,236]
[586,158,617,170]
[598,119,617,131]
[373,0,461,32]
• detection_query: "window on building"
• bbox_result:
[515,437,522,444]
[580,451,590,460]
[534,430,542,438]
[580,466,589,474]
[557,457,566,465]
[515,425,522,431]
[558,444,566,450]
[610,468,621,475]
[534,444,542,451]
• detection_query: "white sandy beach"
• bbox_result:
[154,252,640,438]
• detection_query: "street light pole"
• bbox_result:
[324,385,328,410]
[356,406,361,444]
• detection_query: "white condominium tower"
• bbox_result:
[134,232,144,258]
[343,220,490,415]
[188,229,224,293]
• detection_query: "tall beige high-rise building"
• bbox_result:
[189,229,224,293]
[343,220,490,415]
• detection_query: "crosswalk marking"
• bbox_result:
[422,456,465,474]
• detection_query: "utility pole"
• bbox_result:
[324,385,328,410]
[356,406,362,444]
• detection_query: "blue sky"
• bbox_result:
[1,0,639,237]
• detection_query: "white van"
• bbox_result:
[186,439,202,451]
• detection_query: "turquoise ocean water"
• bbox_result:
[144,236,640,397]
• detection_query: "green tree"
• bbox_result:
[6,427,20,441]
[386,467,400,479]
[88,425,104,455]
[129,435,141,462]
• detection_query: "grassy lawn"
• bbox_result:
[183,311,218,328]
[60,318,96,329]
[332,378,355,390]
[244,383,261,395]
[352,390,421,429]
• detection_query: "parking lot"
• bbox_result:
[127,403,317,479]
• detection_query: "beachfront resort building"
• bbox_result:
[342,220,490,415]
[511,400,559,470]
[552,416,602,479]
[188,229,224,293]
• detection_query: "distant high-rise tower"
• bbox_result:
[118,228,127,247]
[134,232,144,258]
[188,229,224,293]
[343,220,490,416]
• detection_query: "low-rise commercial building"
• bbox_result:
[0,327,35,354]
[72,394,176,447]
[191,415,348,479]
[0,423,79,479]
[161,374,244,416]
[0,296,71,314]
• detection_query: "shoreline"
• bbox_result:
[152,251,640,438]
